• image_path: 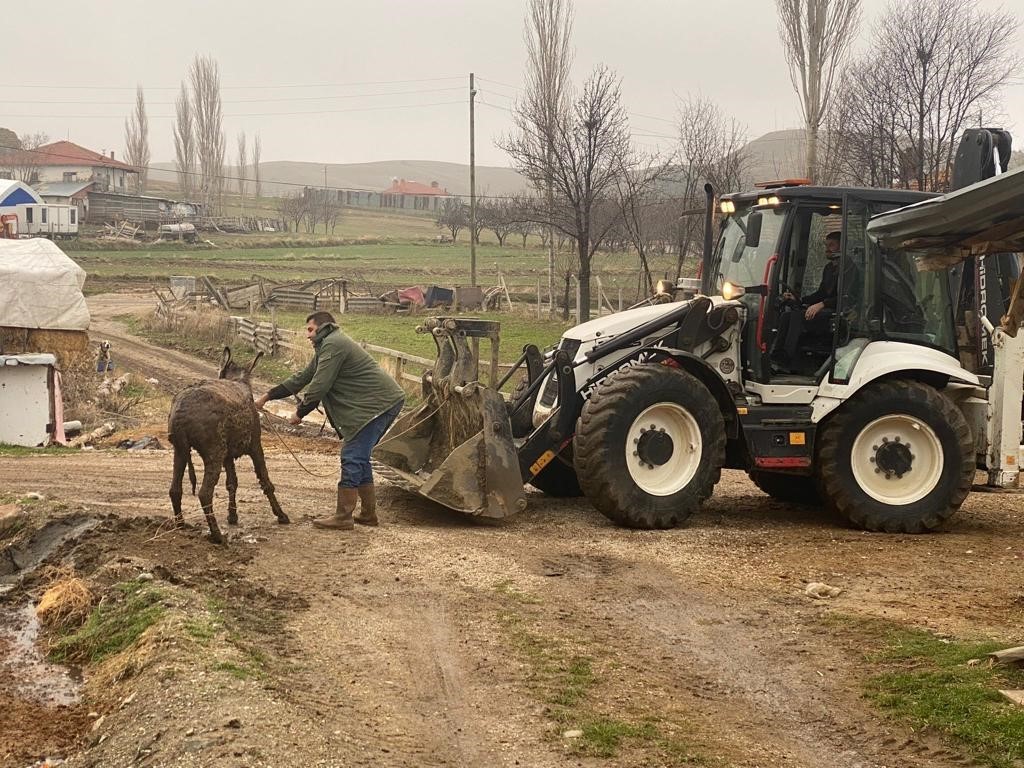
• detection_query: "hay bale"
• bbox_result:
[36,577,94,631]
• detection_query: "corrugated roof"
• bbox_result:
[0,140,136,172]
[36,180,94,197]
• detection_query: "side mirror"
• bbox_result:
[745,211,763,249]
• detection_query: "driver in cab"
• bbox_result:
[773,230,842,369]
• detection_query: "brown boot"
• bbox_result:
[313,487,357,530]
[354,484,378,526]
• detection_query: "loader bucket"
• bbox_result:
[372,318,527,519]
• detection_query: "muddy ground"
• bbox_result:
[1,293,1023,768]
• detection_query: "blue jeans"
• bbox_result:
[340,401,403,488]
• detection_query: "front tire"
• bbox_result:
[817,380,974,533]
[574,364,726,528]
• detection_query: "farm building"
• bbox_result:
[0,140,137,192]
[37,180,95,222]
[380,178,450,211]
[86,191,202,226]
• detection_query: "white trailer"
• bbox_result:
[13,203,79,239]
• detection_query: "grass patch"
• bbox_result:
[833,614,1024,768]
[493,582,707,764]
[212,660,261,681]
[0,444,76,458]
[49,579,165,664]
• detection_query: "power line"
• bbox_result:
[4,86,466,107]
[4,100,467,120]
[6,76,467,91]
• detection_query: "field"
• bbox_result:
[68,206,679,303]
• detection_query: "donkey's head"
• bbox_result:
[218,347,263,384]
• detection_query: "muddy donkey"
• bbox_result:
[168,347,288,542]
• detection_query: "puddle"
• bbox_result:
[0,515,100,584]
[0,603,82,707]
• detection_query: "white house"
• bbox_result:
[0,140,137,192]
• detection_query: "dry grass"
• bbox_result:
[141,306,233,347]
[36,570,95,632]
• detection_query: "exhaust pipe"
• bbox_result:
[701,182,715,295]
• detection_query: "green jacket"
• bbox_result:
[281,323,405,440]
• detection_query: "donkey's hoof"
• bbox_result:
[227,515,239,526]
[277,514,290,525]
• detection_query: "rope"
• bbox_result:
[260,411,339,478]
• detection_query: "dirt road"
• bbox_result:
[1,297,1022,767]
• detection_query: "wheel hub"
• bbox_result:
[872,437,914,479]
[636,427,674,467]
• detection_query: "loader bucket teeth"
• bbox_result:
[372,318,526,519]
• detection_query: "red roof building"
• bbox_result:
[0,140,137,192]
[380,178,450,211]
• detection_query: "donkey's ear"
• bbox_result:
[219,347,232,378]
[247,351,264,376]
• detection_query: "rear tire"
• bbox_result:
[817,380,974,533]
[748,470,821,505]
[574,364,725,528]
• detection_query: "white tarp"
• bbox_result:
[0,238,90,330]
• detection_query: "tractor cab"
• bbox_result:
[706,184,946,388]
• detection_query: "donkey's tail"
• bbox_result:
[187,455,197,496]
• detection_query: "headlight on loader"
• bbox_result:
[721,281,745,301]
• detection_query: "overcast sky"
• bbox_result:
[4,0,1023,170]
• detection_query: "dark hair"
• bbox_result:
[825,230,842,242]
[306,311,336,327]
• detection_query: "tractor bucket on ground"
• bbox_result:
[372,318,527,519]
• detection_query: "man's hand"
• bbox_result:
[288,412,302,426]
[782,290,797,302]
[254,393,269,410]
[805,301,826,320]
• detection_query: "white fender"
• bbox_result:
[812,341,979,423]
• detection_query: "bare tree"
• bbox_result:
[321,195,343,234]
[504,65,631,322]
[876,0,1020,191]
[480,197,517,246]
[190,56,226,214]
[173,82,194,199]
[236,131,247,211]
[276,193,305,233]
[0,131,50,183]
[251,133,262,202]
[675,95,749,279]
[775,0,861,182]
[614,151,675,294]
[436,197,467,242]
[523,0,574,307]
[124,85,150,195]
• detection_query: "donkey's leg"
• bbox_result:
[198,452,225,543]
[250,445,288,524]
[224,457,239,525]
[170,447,188,525]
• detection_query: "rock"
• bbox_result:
[146,378,159,385]
[120,691,137,708]
[91,715,106,732]
[185,728,195,737]
[562,729,583,739]
[24,492,45,501]
[226,718,242,729]
[137,572,155,582]
[805,582,843,599]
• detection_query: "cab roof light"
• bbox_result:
[756,195,781,207]
[754,178,810,189]
[719,200,736,214]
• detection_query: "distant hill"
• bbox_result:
[742,129,807,184]
[148,159,530,198]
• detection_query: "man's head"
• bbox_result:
[825,231,842,258]
[305,311,336,341]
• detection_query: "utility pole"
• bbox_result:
[469,72,477,287]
